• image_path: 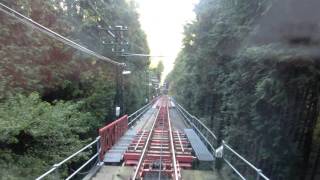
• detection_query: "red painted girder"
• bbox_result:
[176,155,195,163]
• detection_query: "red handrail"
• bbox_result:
[98,115,128,160]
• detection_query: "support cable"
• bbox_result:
[122,53,167,57]
[87,0,116,38]
[0,2,125,67]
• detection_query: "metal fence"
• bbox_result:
[172,98,269,180]
[36,137,101,180]
[128,100,154,127]
[36,101,154,180]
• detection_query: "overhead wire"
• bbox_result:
[88,0,160,59]
[87,0,116,38]
[122,53,166,57]
[0,2,125,67]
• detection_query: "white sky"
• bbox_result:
[134,0,199,81]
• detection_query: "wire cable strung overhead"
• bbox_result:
[88,0,115,37]
[0,2,125,67]
[122,53,166,57]
[88,0,161,59]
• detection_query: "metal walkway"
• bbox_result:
[184,129,214,161]
[103,106,158,163]
[103,129,136,163]
[36,96,270,180]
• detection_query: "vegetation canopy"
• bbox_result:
[167,0,320,179]
[0,0,156,179]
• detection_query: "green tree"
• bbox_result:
[0,0,150,178]
[167,0,320,179]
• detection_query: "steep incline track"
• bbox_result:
[124,96,193,180]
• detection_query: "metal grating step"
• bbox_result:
[184,129,214,161]
[103,129,137,163]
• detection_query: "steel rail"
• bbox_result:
[167,105,180,180]
[132,107,161,179]
[175,105,216,152]
[176,130,185,152]
[158,111,165,180]
[173,100,217,154]
[134,130,145,151]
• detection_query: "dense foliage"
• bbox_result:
[167,0,320,179]
[0,0,152,179]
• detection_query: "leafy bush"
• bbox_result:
[0,93,94,179]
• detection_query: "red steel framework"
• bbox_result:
[98,115,128,161]
[124,97,195,180]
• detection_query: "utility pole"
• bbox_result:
[99,25,128,118]
[146,69,149,103]
[110,25,128,57]
[112,26,128,117]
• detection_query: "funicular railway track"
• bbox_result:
[124,96,193,180]
[36,96,270,180]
